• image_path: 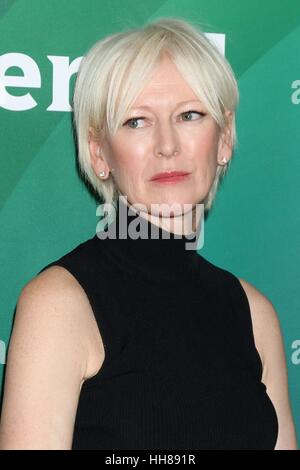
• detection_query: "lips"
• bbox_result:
[150,171,190,181]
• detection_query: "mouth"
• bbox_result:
[150,171,191,184]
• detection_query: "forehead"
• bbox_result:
[131,55,199,106]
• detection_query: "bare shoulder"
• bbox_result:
[237,277,298,450]
[30,265,103,376]
[237,277,279,371]
[14,265,92,370]
[20,265,103,377]
[0,265,103,449]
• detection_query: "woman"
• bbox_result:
[0,17,297,450]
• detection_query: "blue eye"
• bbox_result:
[122,117,145,129]
[181,110,206,121]
[122,110,206,129]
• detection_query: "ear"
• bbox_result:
[88,127,110,179]
[217,111,234,166]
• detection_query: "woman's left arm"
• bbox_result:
[238,278,298,450]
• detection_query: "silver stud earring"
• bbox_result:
[99,170,106,178]
[221,157,228,164]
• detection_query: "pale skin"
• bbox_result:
[0,54,297,449]
[90,52,232,235]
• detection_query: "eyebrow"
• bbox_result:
[130,100,202,111]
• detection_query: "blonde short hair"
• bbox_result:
[72,17,239,213]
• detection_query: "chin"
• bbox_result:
[147,199,196,218]
[129,190,200,214]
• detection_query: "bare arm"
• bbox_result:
[239,278,298,450]
[0,266,94,450]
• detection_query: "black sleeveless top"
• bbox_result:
[38,198,278,450]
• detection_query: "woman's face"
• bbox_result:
[89,53,232,218]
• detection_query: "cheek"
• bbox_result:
[187,129,219,186]
[109,141,146,178]
[110,142,145,184]
[190,125,220,162]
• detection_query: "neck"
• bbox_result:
[95,195,205,284]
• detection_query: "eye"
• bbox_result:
[180,110,206,121]
[122,117,146,129]
[122,110,206,129]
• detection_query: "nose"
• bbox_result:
[154,120,180,158]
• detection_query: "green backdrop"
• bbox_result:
[0,0,299,445]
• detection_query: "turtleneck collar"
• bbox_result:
[95,196,205,283]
